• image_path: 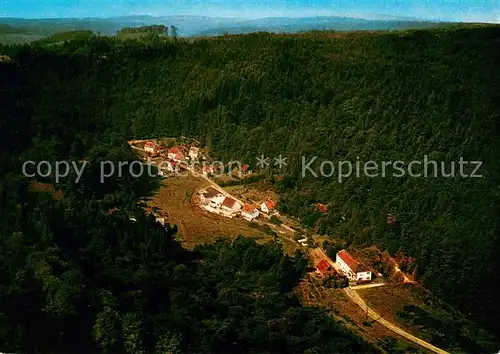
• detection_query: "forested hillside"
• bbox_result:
[0,61,374,352]
[1,24,500,346]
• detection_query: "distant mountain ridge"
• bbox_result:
[0,15,447,38]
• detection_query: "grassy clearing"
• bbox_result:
[295,276,426,353]
[357,284,498,353]
[145,173,274,249]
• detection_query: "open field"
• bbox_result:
[296,276,427,353]
[357,284,497,353]
[145,174,275,249]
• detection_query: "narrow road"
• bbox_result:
[349,282,386,290]
[130,142,448,353]
[181,163,247,206]
[315,248,449,354]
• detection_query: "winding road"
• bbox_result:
[131,140,450,354]
[315,247,449,354]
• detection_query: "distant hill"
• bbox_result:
[0,15,448,40]
[196,16,448,36]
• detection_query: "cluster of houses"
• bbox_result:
[143,140,252,178]
[143,141,201,176]
[199,187,277,221]
[315,249,373,283]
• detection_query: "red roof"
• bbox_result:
[168,147,180,154]
[316,203,328,213]
[222,197,238,208]
[242,164,249,172]
[316,259,330,274]
[265,199,276,210]
[107,207,119,215]
[337,250,356,269]
[170,160,178,166]
[144,141,156,148]
[242,204,256,213]
[203,165,213,172]
[175,153,183,160]
[337,250,369,273]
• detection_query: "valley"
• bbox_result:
[1,22,500,354]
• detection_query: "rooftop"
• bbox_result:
[265,199,276,210]
[202,187,222,199]
[242,204,256,213]
[337,250,370,273]
[316,259,330,274]
[222,197,238,208]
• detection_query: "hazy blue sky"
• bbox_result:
[1,0,499,23]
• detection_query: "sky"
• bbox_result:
[1,0,499,23]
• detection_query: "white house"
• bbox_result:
[336,250,372,282]
[168,147,184,161]
[144,141,156,154]
[200,187,224,205]
[241,204,259,221]
[165,160,177,172]
[189,146,200,160]
[261,199,276,213]
[221,197,242,215]
[208,196,225,209]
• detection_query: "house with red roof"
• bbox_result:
[221,197,242,216]
[316,259,331,275]
[144,141,157,154]
[315,203,328,213]
[241,204,259,221]
[260,199,276,213]
[167,147,184,161]
[336,250,372,282]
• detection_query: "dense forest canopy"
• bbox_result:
[117,25,169,36]
[0,56,374,352]
[1,24,500,350]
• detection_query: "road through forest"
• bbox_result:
[131,141,449,354]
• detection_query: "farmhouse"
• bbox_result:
[221,197,242,215]
[189,146,200,160]
[200,187,224,205]
[144,141,157,154]
[261,199,276,213]
[336,250,372,282]
[241,204,259,221]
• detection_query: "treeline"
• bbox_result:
[0,58,375,352]
[117,25,173,36]
[1,25,500,347]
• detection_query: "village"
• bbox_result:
[120,138,458,353]
[127,138,410,288]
